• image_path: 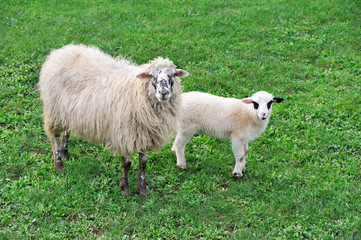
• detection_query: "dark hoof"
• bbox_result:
[120,183,131,197]
[55,162,64,172]
[121,188,131,197]
[139,189,150,198]
[233,172,243,180]
[60,149,70,160]
[137,184,150,198]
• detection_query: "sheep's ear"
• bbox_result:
[273,97,284,103]
[136,72,151,79]
[174,69,189,78]
[242,98,253,104]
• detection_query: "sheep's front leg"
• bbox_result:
[138,152,150,198]
[231,138,248,179]
[50,135,63,172]
[60,130,71,160]
[120,156,132,196]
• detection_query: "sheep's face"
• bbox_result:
[242,91,283,120]
[137,67,189,102]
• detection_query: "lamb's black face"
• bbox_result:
[252,101,259,109]
[252,100,274,110]
[243,91,284,121]
[267,101,272,109]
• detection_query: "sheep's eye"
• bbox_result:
[169,78,174,87]
[252,101,259,109]
[267,101,273,109]
[151,78,158,89]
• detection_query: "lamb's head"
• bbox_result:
[137,57,189,102]
[242,91,283,120]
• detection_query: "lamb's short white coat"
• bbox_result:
[172,91,283,178]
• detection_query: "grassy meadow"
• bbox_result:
[1,0,361,238]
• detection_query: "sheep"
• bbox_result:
[38,44,189,198]
[171,91,283,178]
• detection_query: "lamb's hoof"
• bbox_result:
[180,167,188,171]
[233,172,243,180]
[177,165,188,171]
[139,189,150,198]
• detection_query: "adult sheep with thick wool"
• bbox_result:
[38,44,189,198]
[172,91,283,178]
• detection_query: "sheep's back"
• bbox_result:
[39,44,130,97]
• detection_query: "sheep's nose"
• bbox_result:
[260,112,267,119]
[159,88,169,95]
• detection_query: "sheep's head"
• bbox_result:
[136,57,189,102]
[242,91,283,120]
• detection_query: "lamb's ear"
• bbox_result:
[273,97,284,103]
[174,69,189,78]
[242,98,253,104]
[136,72,151,79]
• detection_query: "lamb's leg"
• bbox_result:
[60,130,71,160]
[50,135,63,172]
[172,131,193,170]
[137,152,150,198]
[231,138,247,179]
[241,143,248,173]
[120,155,132,197]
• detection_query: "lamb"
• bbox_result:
[171,91,283,178]
[38,44,189,198]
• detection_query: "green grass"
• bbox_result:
[1,0,361,238]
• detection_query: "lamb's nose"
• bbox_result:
[260,112,267,119]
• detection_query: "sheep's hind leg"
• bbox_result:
[120,156,132,197]
[137,152,150,198]
[44,118,64,172]
[60,130,71,160]
[50,135,63,172]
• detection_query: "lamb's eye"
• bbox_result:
[267,101,272,109]
[252,101,259,109]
